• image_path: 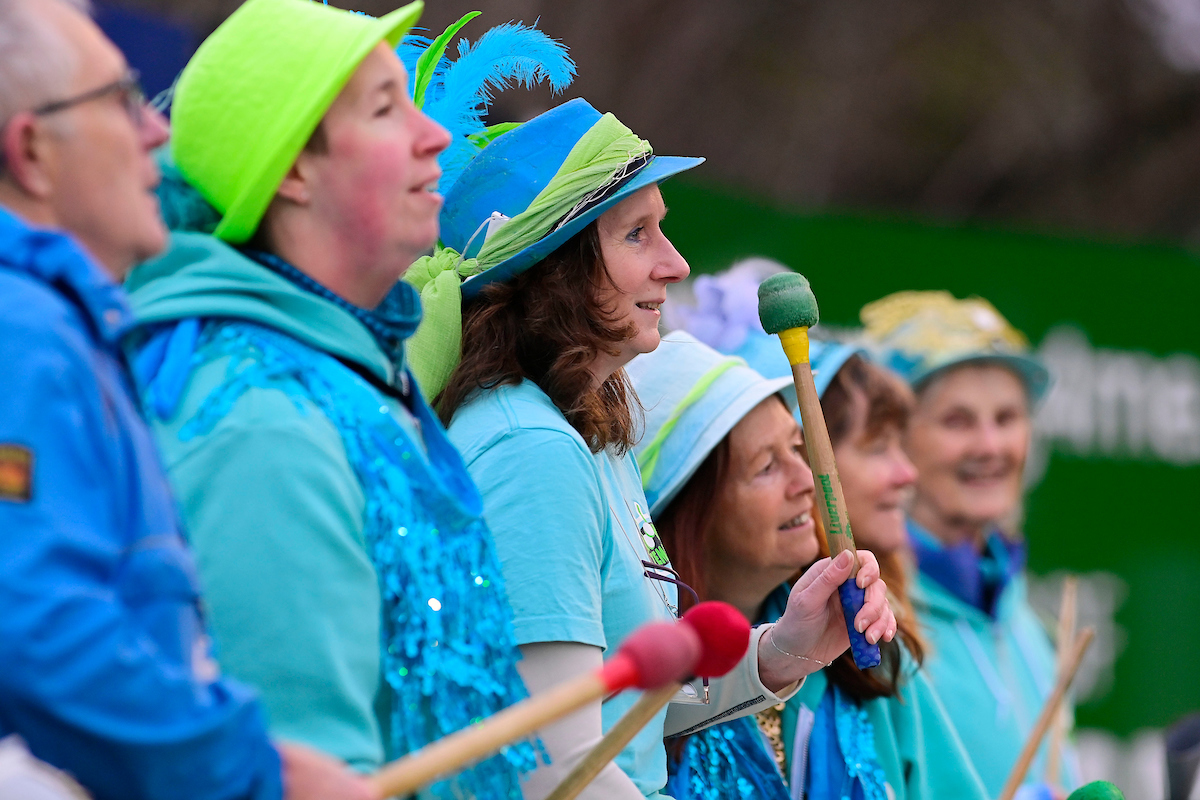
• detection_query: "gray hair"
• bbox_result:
[0,0,93,146]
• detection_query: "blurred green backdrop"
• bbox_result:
[663,177,1200,735]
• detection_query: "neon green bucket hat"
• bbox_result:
[170,0,423,244]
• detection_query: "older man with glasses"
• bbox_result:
[0,1,373,798]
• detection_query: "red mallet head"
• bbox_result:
[682,601,751,678]
[600,621,702,693]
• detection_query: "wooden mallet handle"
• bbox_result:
[998,627,1095,800]
[542,601,754,800]
[790,345,858,567]
[368,668,612,799]
[1045,575,1079,786]
[542,682,680,800]
[758,272,879,669]
[367,620,700,799]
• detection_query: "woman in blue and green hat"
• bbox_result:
[860,291,1079,796]
[637,266,988,800]
[409,101,898,798]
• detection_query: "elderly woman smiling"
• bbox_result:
[861,291,1078,796]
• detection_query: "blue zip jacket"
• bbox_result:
[0,207,282,800]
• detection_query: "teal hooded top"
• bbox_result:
[127,233,396,769]
[123,231,534,799]
[908,521,1081,795]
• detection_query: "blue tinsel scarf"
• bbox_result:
[161,320,537,799]
[665,686,889,800]
[665,583,891,800]
[806,686,890,800]
[665,715,790,800]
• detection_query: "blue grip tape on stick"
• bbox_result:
[838,580,881,669]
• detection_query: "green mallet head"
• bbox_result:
[757,271,820,334]
[1067,781,1125,800]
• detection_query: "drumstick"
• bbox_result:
[1045,575,1078,786]
[543,602,752,800]
[757,271,879,669]
[998,627,1096,800]
[367,619,702,799]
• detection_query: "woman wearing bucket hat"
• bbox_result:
[641,270,987,800]
[123,5,574,798]
[410,101,895,798]
[860,291,1080,795]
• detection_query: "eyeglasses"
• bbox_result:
[642,562,700,618]
[642,562,710,704]
[610,502,711,703]
[32,70,147,126]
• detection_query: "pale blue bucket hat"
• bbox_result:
[663,261,867,427]
[627,331,796,516]
[732,329,865,403]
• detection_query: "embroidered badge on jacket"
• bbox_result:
[0,444,33,502]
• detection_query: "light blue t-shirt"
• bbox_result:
[448,380,677,797]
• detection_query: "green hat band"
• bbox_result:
[404,112,652,397]
[171,0,423,244]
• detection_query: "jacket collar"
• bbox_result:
[241,248,421,377]
[907,517,1025,618]
[0,205,134,346]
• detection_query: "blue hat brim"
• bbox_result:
[811,342,867,398]
[911,353,1051,404]
[459,154,705,300]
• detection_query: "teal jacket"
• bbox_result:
[772,586,989,800]
[911,559,1080,794]
[782,661,989,800]
[125,233,414,770]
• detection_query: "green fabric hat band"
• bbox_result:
[404,113,652,397]
[636,357,745,486]
[475,113,651,268]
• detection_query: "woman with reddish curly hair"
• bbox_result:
[408,100,897,798]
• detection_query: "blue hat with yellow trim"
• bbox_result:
[627,331,796,516]
[859,290,1050,401]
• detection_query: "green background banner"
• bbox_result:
[663,178,1200,736]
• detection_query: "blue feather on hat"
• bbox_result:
[398,17,575,193]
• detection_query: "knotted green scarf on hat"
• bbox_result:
[404,113,653,398]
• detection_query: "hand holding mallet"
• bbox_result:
[758,271,880,669]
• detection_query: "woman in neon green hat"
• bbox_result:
[125,3,569,797]
[405,97,897,797]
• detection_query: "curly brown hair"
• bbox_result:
[436,222,642,454]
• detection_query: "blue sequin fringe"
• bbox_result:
[180,321,538,800]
